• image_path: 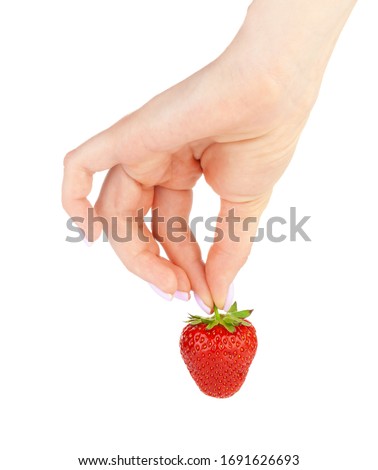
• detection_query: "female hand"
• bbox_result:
[62,0,356,312]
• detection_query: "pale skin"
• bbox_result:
[62,0,357,311]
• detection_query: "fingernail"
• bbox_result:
[84,238,93,247]
[149,283,173,301]
[194,293,212,315]
[223,282,235,312]
[174,291,190,301]
[72,222,91,246]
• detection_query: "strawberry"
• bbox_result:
[179,302,257,398]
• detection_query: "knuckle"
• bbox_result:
[63,149,77,169]
[61,195,75,215]
[94,200,110,218]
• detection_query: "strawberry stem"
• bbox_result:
[214,305,221,322]
[186,302,253,333]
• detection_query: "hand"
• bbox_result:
[62,0,356,312]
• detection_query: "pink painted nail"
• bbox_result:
[72,221,92,246]
[194,293,212,315]
[83,238,93,247]
[223,282,235,312]
[149,283,173,301]
[174,291,190,301]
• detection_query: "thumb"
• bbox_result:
[205,194,271,310]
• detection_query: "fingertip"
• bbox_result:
[149,283,174,301]
[132,252,179,295]
[223,282,235,311]
[147,270,178,296]
[174,291,191,301]
[70,209,103,244]
[83,238,93,247]
[194,293,212,315]
[205,258,230,313]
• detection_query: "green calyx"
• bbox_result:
[186,302,253,334]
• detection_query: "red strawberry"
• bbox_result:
[180,302,257,398]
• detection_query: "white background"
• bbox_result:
[0,1,377,469]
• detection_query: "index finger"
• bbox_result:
[205,194,271,310]
[62,128,119,241]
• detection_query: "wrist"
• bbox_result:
[221,0,357,111]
